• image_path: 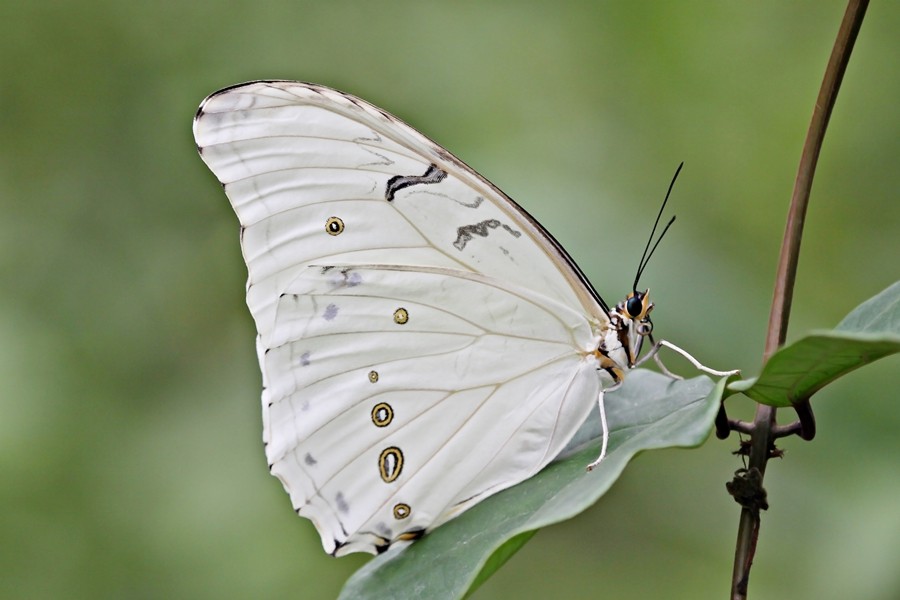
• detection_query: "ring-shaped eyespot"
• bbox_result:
[378,447,403,483]
[626,295,643,318]
[637,319,653,336]
[371,402,394,427]
[325,216,344,235]
[393,503,411,520]
[393,308,409,325]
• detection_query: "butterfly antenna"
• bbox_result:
[633,162,683,291]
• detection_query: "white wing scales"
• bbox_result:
[264,266,599,554]
[195,82,604,338]
[193,81,610,555]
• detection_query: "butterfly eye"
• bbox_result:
[637,320,653,336]
[626,296,643,318]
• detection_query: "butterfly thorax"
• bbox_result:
[593,289,654,385]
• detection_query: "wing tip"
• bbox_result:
[194,79,292,124]
[193,80,322,152]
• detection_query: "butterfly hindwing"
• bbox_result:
[263,265,599,555]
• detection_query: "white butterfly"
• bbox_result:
[193,80,733,556]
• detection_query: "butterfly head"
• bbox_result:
[611,162,682,369]
[616,288,654,367]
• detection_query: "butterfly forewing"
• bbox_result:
[194,81,609,555]
[195,82,605,331]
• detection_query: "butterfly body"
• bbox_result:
[194,81,658,556]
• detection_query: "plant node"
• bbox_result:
[726,468,770,513]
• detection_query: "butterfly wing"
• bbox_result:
[193,81,610,555]
[265,265,600,555]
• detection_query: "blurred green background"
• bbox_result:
[1,1,897,598]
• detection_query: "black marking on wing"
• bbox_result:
[335,492,349,514]
[374,541,391,555]
[385,164,447,201]
[453,219,522,251]
[320,267,362,289]
[407,190,483,209]
[354,131,394,167]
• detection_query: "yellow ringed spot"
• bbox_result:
[371,402,394,427]
[325,216,344,235]
[393,503,411,520]
[378,447,403,483]
[393,307,409,324]
[368,370,379,383]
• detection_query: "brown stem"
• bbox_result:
[730,1,869,598]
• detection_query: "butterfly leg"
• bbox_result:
[586,380,623,471]
[652,349,684,380]
[638,339,740,378]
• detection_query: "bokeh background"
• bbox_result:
[2,1,897,598]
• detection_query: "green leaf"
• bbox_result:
[728,282,900,407]
[465,530,536,598]
[338,370,728,600]
[835,281,900,334]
